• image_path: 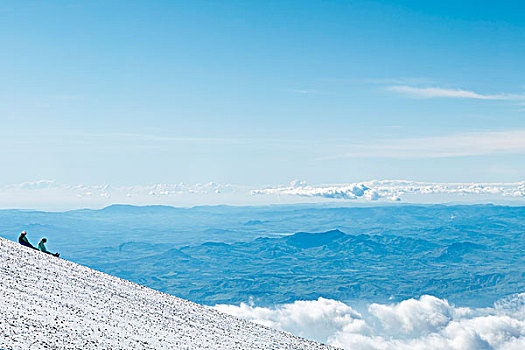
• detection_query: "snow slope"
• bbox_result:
[0,237,335,350]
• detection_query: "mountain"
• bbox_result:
[285,229,347,248]
[1,204,524,307]
[92,228,525,307]
[0,237,334,350]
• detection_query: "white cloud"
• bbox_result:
[369,295,455,335]
[1,179,525,210]
[253,183,382,200]
[0,181,249,210]
[388,86,525,100]
[333,130,525,158]
[289,89,320,95]
[215,298,365,343]
[215,294,525,350]
[252,180,525,202]
[3,181,236,199]
[13,180,60,190]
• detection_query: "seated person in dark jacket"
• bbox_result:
[37,238,59,257]
[18,231,36,249]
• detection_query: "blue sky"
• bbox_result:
[1,1,524,194]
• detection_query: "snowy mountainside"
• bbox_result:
[0,237,334,350]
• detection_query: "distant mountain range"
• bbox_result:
[97,226,523,307]
[1,204,524,307]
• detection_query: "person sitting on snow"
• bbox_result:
[37,238,60,257]
[18,231,36,249]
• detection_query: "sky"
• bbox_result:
[1,1,525,207]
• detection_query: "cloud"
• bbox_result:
[215,298,365,343]
[215,294,525,350]
[253,182,382,200]
[288,89,320,95]
[252,180,525,202]
[1,179,525,210]
[333,130,525,158]
[14,180,60,190]
[0,181,247,210]
[369,295,455,335]
[3,181,236,198]
[387,86,525,100]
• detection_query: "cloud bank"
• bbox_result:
[252,180,525,202]
[215,294,525,350]
[0,179,524,210]
[0,181,249,210]
[3,180,233,198]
